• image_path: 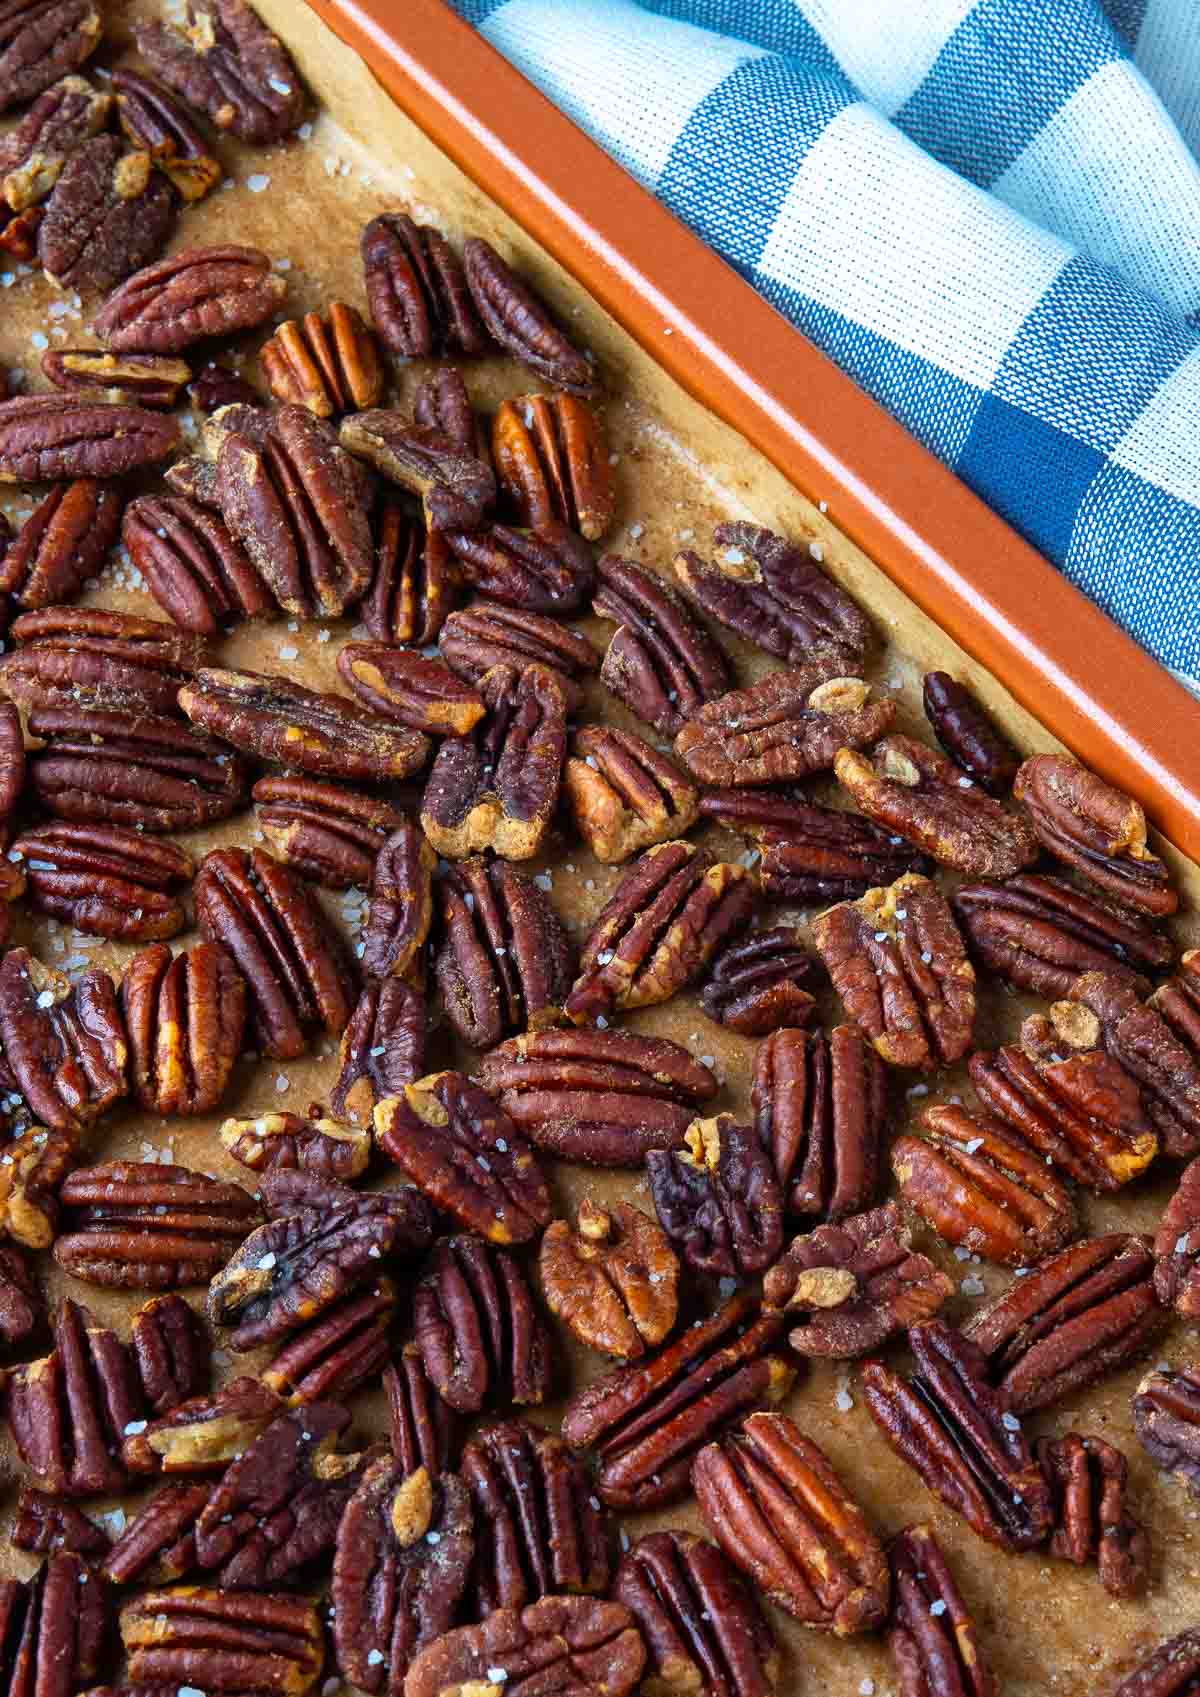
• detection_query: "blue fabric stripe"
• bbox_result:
[1098,0,1151,48]
[636,0,841,68]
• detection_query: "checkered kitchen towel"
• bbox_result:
[447,0,1200,687]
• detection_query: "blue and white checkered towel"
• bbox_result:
[448,0,1200,687]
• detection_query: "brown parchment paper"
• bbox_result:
[1,4,1198,1693]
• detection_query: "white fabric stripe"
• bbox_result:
[791,0,976,115]
[1131,0,1200,160]
[756,102,1069,386]
[1109,342,1200,503]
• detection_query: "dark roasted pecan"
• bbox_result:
[565,725,698,864]
[413,364,482,453]
[593,553,730,736]
[341,410,495,533]
[261,302,383,418]
[407,1597,644,1697]
[444,519,594,613]
[561,1290,794,1511]
[221,1109,371,1183]
[693,1412,888,1634]
[700,926,817,1035]
[413,1233,553,1415]
[11,1486,109,1556]
[364,496,457,646]
[0,605,206,714]
[12,819,191,940]
[1134,1364,1200,1495]
[0,71,107,199]
[338,641,485,736]
[334,1457,473,1694]
[434,855,572,1047]
[540,1198,678,1361]
[0,1555,105,1697]
[1016,751,1178,916]
[124,492,273,633]
[1036,1431,1148,1599]
[1105,1627,1200,1697]
[0,947,127,1133]
[494,392,614,539]
[254,775,404,889]
[835,735,1038,877]
[0,478,121,608]
[763,1202,951,1357]
[813,873,976,1070]
[677,671,895,788]
[122,1375,281,1475]
[388,1343,458,1477]
[0,394,179,483]
[923,671,1019,795]
[0,1242,40,1346]
[376,1069,551,1244]
[892,1103,1076,1268]
[102,1480,212,1584]
[360,211,489,358]
[648,1115,783,1278]
[194,844,358,1059]
[614,1529,779,1697]
[122,942,245,1117]
[54,1161,259,1289]
[0,698,24,826]
[361,823,437,982]
[39,135,173,292]
[135,0,306,141]
[443,597,598,711]
[422,661,566,860]
[1152,948,1200,1050]
[675,521,869,670]
[701,788,928,903]
[118,1587,324,1694]
[1155,1154,1200,1314]
[464,236,598,394]
[96,243,286,351]
[888,1523,995,1697]
[479,1026,717,1167]
[566,840,754,1024]
[964,1233,1164,1413]
[332,978,427,1127]
[189,360,259,412]
[860,1319,1053,1550]
[1070,968,1200,1157]
[42,346,192,407]
[261,1277,395,1404]
[131,1291,210,1416]
[0,1126,76,1248]
[113,65,221,199]
[6,1297,142,1495]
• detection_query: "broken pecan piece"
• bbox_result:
[443,519,594,613]
[131,1291,210,1416]
[700,926,817,1035]
[1037,1431,1148,1599]
[0,69,107,189]
[566,724,698,864]
[964,1233,1164,1412]
[922,671,1019,795]
[134,0,307,142]
[1154,1154,1200,1315]
[361,211,489,358]
[861,1319,1053,1549]
[261,1278,395,1405]
[364,496,458,646]
[892,1103,1077,1268]
[0,1555,106,1697]
[813,872,976,1070]
[54,1161,260,1289]
[124,492,273,633]
[331,978,427,1127]
[413,1233,553,1415]
[494,392,614,539]
[338,641,485,736]
[763,1202,951,1357]
[1134,1364,1200,1495]
[464,236,598,394]
[253,775,405,890]
[95,242,286,351]
[340,410,495,533]
[39,135,173,292]
[11,1486,109,1557]
[122,942,246,1117]
[361,824,437,983]
[676,671,895,788]
[0,948,127,1134]
[407,1597,645,1697]
[0,1126,77,1248]
[42,346,192,407]
[13,820,191,940]
[888,1523,995,1697]
[112,66,221,200]
[220,1109,371,1184]
[648,1115,784,1278]
[540,1198,678,1361]
[388,1343,458,1477]
[261,302,383,418]
[593,553,730,736]
[479,1026,717,1166]
[122,1374,281,1475]
[0,604,207,714]
[0,478,121,609]
[0,393,179,482]
[1070,968,1200,1157]
[119,1586,324,1695]
[434,855,572,1047]
[0,1242,40,1347]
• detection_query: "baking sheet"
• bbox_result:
[0,3,1197,1691]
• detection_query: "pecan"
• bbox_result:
[860,1319,1053,1550]
[0,73,108,205]
[0,1242,40,1346]
[1134,1364,1200,1495]
[253,775,402,890]
[54,1161,260,1289]
[42,347,193,407]
[194,844,357,1059]
[675,521,870,670]
[892,1103,1076,1268]
[433,855,572,1047]
[648,1115,783,1278]
[387,1343,458,1476]
[1154,1155,1200,1314]
[0,1556,105,1697]
[112,65,221,199]
[1070,969,1200,1157]
[261,302,383,417]
[0,394,179,482]
[563,729,696,876]
[190,360,259,412]
[1015,751,1178,916]
[593,553,730,736]
[1104,1627,1200,1696]
[923,671,1019,795]
[338,641,485,736]
[565,840,754,1023]
[0,199,40,258]
[364,496,458,646]
[442,598,598,712]
[334,1458,474,1695]
[406,1597,645,1697]
[0,948,127,1134]
[421,662,566,860]
[340,410,495,533]
[360,211,489,358]
[762,1202,951,1357]
[332,978,427,1126]
[888,1524,995,1697]
[613,1529,780,1697]
[813,872,976,1070]
[0,698,24,826]
[11,1486,109,1557]
[375,1070,552,1244]
[413,364,483,452]
[5,1297,143,1495]
[693,1412,887,1634]
[0,1126,76,1248]
[494,392,614,539]
[131,1291,210,1415]
[1037,1431,1148,1599]
[122,942,245,1117]
[262,1278,395,1404]
[478,1026,717,1166]
[464,236,598,393]
[134,0,307,142]
[0,478,121,609]
[413,1233,553,1415]
[0,605,207,714]
[561,1290,794,1511]
[677,672,895,788]
[963,1233,1164,1412]
[700,926,817,1035]
[102,1480,212,1584]
[221,1109,371,1183]
[1152,948,1200,1051]
[0,2,101,110]
[118,1587,324,1695]
[835,736,1038,877]
[443,519,594,613]
[122,1375,281,1474]
[96,244,285,352]
[13,819,191,940]
[40,135,174,292]
[540,1198,678,1361]
[125,492,273,633]
[361,823,437,982]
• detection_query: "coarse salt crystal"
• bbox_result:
[835,1389,853,1411]
[279,644,298,660]
[873,931,888,943]
[920,950,933,964]
[269,76,292,94]
[124,1420,147,1436]
[722,546,745,565]
[1178,1234,1192,1254]
[257,1253,277,1270]
[930,1599,947,1616]
[36,990,54,1008]
[860,1682,875,1696]
[276,1074,288,1093]
[964,1137,984,1154]
[30,331,48,350]
[366,1651,384,1667]
[1002,1411,1021,1430]
[629,522,644,539]
[247,173,271,193]
[808,541,823,562]
[487,1671,507,1686]
[961,1275,985,1297]
[298,121,313,140]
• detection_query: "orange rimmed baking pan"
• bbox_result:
[308,0,1200,862]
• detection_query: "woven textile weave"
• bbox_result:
[446,0,1200,686]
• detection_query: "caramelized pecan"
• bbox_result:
[124,492,273,633]
[362,824,437,982]
[0,478,122,609]
[332,978,427,1127]
[261,1278,395,1404]
[261,302,383,418]
[122,942,245,1117]
[648,1115,783,1278]
[0,1242,40,1347]
[387,1343,458,1477]
[112,66,222,200]
[42,346,192,407]
[0,604,207,715]
[413,1233,553,1415]
[464,236,598,395]
[1151,948,1200,1050]
[118,1587,324,1695]
[1105,1627,1200,1697]
[593,553,729,736]
[565,724,698,863]
[434,855,572,1047]
[1154,1155,1200,1315]
[39,135,174,292]
[888,1523,995,1697]
[406,1597,645,1697]
[922,671,1019,795]
[540,1198,678,1361]
[341,410,495,533]
[494,392,614,539]
[131,1291,210,1416]
[0,72,107,197]
[360,212,489,358]
[0,393,179,482]
[1070,969,1200,1157]
[0,698,24,826]
[11,1486,109,1557]
[54,1161,260,1289]
[189,360,259,413]
[95,243,286,350]
[221,1109,371,1184]
[0,947,127,1133]
[676,672,895,788]
[1134,1364,1200,1495]
[1037,1431,1148,1598]
[0,1126,76,1248]
[12,819,191,940]
[0,1555,106,1697]
[253,774,404,890]
[444,519,593,613]
[102,1479,212,1584]
[364,496,458,646]
[700,926,817,1035]
[133,0,307,143]
[338,641,485,736]
[122,1375,281,1475]
[413,364,482,452]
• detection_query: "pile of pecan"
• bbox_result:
[0,4,1196,1695]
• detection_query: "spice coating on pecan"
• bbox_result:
[360,211,489,359]
[1,604,209,716]
[124,492,273,633]
[0,1554,106,1697]
[253,774,406,890]
[102,1478,212,1584]
[1105,1627,1200,1697]
[0,393,180,482]
[648,1115,784,1278]
[122,942,247,1117]
[134,0,307,143]
[701,926,818,1035]
[261,302,383,418]
[463,236,599,395]
[364,498,458,647]
[0,13,102,112]
[39,135,174,293]
[540,1198,678,1361]
[494,392,615,539]
[340,411,496,534]
[261,1278,396,1405]
[131,1290,210,1416]
[593,553,730,737]
[338,641,485,736]
[923,671,1020,796]
[0,698,24,826]
[1037,1431,1148,1599]
[11,1486,110,1557]
[444,519,594,614]
[1134,1364,1200,1496]
[566,724,698,864]
[0,947,127,1133]
[356,823,434,986]
[1069,968,1200,1158]
[54,1161,260,1289]
[442,598,598,712]
[888,1523,996,1697]
[412,1233,554,1415]
[12,819,192,941]
[331,978,427,1127]
[405,1596,646,1697]
[676,671,895,788]
[220,1110,372,1183]
[118,1586,324,1695]
[387,1344,458,1478]
[0,478,122,609]
[112,66,222,201]
[0,75,108,206]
